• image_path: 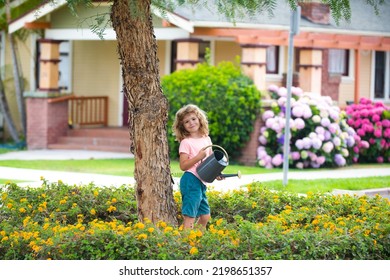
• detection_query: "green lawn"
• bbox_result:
[0,158,277,177]
[0,157,389,193]
[261,176,390,194]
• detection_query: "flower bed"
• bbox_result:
[257,85,357,169]
[345,98,390,163]
[1,180,389,260]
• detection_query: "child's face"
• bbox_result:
[182,112,200,134]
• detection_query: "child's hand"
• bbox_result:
[216,175,225,181]
[197,148,208,160]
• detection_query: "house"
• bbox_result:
[1,0,389,163]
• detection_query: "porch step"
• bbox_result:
[48,127,131,153]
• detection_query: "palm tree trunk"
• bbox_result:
[0,77,21,143]
[5,0,26,136]
[8,34,26,135]
[111,0,178,225]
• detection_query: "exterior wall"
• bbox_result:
[238,115,262,165]
[51,6,111,28]
[338,51,372,106]
[51,6,163,29]
[72,40,120,126]
[359,51,372,100]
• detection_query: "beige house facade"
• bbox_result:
[0,1,389,151]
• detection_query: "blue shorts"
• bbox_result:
[180,172,210,218]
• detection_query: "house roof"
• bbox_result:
[171,0,390,36]
[7,0,390,49]
[168,1,390,51]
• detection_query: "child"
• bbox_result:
[172,104,219,229]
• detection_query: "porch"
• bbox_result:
[26,94,131,154]
[48,127,130,153]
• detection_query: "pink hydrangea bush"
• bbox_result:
[257,85,358,169]
[345,97,390,163]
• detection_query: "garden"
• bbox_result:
[1,179,389,260]
[1,61,389,260]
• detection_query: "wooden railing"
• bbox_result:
[68,96,108,127]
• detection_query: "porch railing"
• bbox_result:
[68,96,108,127]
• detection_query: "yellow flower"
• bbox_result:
[93,190,99,197]
[111,198,117,203]
[251,202,257,209]
[1,236,9,242]
[216,218,223,226]
[90,209,96,215]
[59,199,67,205]
[137,234,147,240]
[189,247,198,255]
[231,238,240,246]
[32,245,41,253]
[164,226,173,233]
[188,231,197,240]
[134,222,145,230]
[107,205,117,213]
[1,193,7,201]
[19,208,26,213]
[158,221,167,228]
[147,227,155,233]
[7,203,12,209]
[20,198,27,203]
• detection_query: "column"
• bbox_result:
[25,39,69,149]
[175,38,202,71]
[298,48,323,94]
[240,44,268,91]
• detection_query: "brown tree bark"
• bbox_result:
[111,0,178,225]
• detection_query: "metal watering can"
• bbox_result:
[196,145,241,183]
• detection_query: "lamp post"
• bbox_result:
[283,6,301,186]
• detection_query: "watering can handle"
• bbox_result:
[203,144,229,162]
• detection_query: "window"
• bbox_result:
[373,51,390,100]
[328,49,349,76]
[58,41,71,91]
[266,46,279,74]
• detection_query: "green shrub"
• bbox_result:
[1,180,389,260]
[162,59,261,159]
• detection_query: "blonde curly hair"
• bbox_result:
[172,104,209,142]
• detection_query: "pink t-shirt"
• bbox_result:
[179,136,212,180]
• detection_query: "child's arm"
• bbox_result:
[179,149,207,171]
